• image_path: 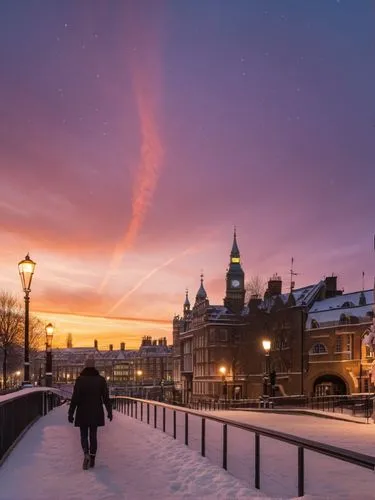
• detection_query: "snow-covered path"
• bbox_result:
[0,405,267,500]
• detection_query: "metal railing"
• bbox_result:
[188,394,374,422]
[0,390,62,463]
[112,396,375,497]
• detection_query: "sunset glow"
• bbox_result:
[1,1,374,348]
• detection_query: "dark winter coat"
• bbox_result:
[68,367,112,427]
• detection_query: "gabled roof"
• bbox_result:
[259,281,325,313]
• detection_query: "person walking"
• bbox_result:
[68,355,113,470]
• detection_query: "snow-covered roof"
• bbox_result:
[139,345,172,356]
[307,290,374,329]
[309,290,373,313]
[259,282,325,312]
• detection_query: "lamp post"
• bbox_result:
[262,339,271,397]
[136,369,143,397]
[18,254,36,387]
[219,365,227,402]
[45,323,54,387]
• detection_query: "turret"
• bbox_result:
[183,289,191,317]
[195,274,207,304]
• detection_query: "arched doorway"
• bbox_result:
[313,374,347,396]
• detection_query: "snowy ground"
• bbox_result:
[202,410,375,499]
[1,404,374,500]
[0,404,268,500]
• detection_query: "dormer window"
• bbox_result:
[311,319,320,329]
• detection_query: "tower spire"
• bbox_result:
[183,288,190,317]
[230,227,240,263]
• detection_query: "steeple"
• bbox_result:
[183,289,191,317]
[224,228,245,313]
[195,273,207,303]
[230,226,240,264]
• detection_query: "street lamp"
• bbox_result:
[136,370,143,397]
[45,323,54,387]
[15,370,21,387]
[262,339,271,397]
[219,366,227,401]
[18,253,36,386]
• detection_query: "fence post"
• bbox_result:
[141,402,143,421]
[147,403,150,424]
[185,413,188,446]
[201,418,205,457]
[173,410,176,439]
[298,446,304,497]
[222,424,227,470]
[154,405,157,428]
[131,400,134,418]
[255,433,260,490]
[135,401,138,420]
[163,407,166,432]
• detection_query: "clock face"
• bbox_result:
[231,279,240,288]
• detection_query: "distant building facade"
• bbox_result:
[32,336,172,386]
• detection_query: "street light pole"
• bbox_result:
[45,323,54,387]
[219,366,227,403]
[18,254,36,387]
[262,340,271,397]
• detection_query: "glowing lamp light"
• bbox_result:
[262,340,271,352]
[45,323,54,348]
[137,370,143,377]
[18,254,36,292]
[219,366,227,375]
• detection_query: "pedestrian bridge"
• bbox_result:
[1,389,375,499]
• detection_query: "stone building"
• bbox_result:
[32,336,172,386]
[172,231,375,402]
[305,285,374,395]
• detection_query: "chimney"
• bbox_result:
[249,295,262,313]
[158,338,162,345]
[109,344,113,351]
[120,342,125,351]
[324,275,341,298]
[267,274,282,296]
[153,340,157,346]
[94,339,98,350]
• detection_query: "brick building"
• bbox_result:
[172,232,374,402]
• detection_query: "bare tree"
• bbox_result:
[29,316,45,351]
[245,275,266,303]
[0,291,23,389]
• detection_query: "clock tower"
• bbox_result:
[224,228,245,313]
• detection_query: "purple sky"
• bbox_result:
[0,0,374,348]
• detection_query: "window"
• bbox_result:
[335,336,342,353]
[310,343,328,355]
[217,329,228,342]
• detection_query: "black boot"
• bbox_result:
[89,454,96,468]
[82,453,90,470]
